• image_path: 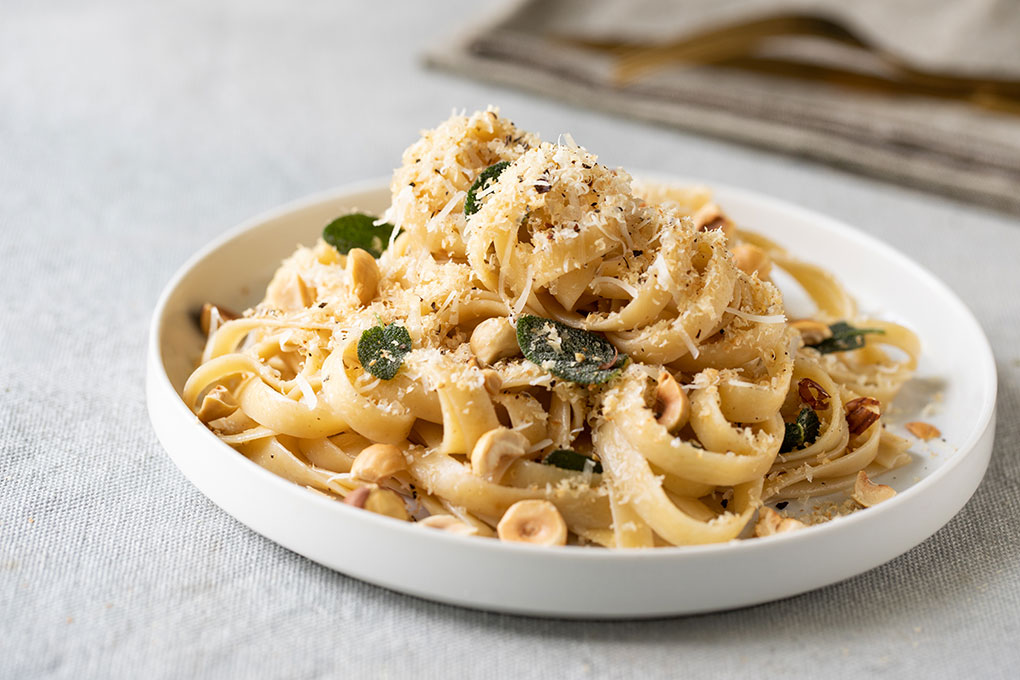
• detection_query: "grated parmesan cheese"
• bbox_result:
[512,267,534,317]
[724,306,787,324]
[528,438,553,454]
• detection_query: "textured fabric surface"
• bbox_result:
[497,0,1020,77]
[428,0,1020,216]
[2,1,1019,678]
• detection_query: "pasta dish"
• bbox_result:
[183,109,921,548]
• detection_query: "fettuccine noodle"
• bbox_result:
[183,109,919,548]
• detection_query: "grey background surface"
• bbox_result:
[2,1,1018,678]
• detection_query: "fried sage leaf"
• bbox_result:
[464,161,510,216]
[543,449,603,474]
[808,321,885,354]
[516,314,626,385]
[322,213,395,258]
[780,407,821,453]
[357,323,411,380]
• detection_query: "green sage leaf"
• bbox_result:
[464,161,510,216]
[808,321,885,354]
[542,449,603,474]
[516,314,626,385]
[780,407,821,453]
[322,213,395,258]
[357,322,411,380]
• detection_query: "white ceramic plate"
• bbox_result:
[147,178,996,618]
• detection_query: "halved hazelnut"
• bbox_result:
[346,247,380,306]
[754,507,806,537]
[731,244,772,279]
[851,471,896,507]
[344,484,409,521]
[790,320,832,346]
[470,427,530,482]
[199,303,239,335]
[692,202,735,239]
[655,370,690,433]
[496,500,567,546]
[343,486,371,508]
[481,369,503,395]
[196,385,237,422]
[905,421,941,441]
[266,271,314,311]
[469,317,520,366]
[419,514,477,536]
[351,443,407,483]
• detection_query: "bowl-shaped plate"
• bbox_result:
[147,178,996,618]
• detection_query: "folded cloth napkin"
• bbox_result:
[428,0,1020,214]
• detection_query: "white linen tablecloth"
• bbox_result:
[2,1,1018,678]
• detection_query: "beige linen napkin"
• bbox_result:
[428,0,1020,214]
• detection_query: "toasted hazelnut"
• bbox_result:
[469,317,520,366]
[692,202,735,239]
[364,488,410,520]
[754,507,806,537]
[196,385,237,422]
[346,247,380,306]
[731,244,772,279]
[905,421,941,441]
[496,500,568,546]
[470,427,530,482]
[351,443,407,483]
[266,270,314,311]
[655,370,690,433]
[851,471,896,507]
[419,514,477,536]
[207,407,258,436]
[344,484,409,521]
[481,369,503,395]
[199,303,239,335]
[343,486,371,508]
[790,319,832,346]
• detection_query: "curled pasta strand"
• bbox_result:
[321,340,413,444]
[603,367,782,486]
[594,419,752,546]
